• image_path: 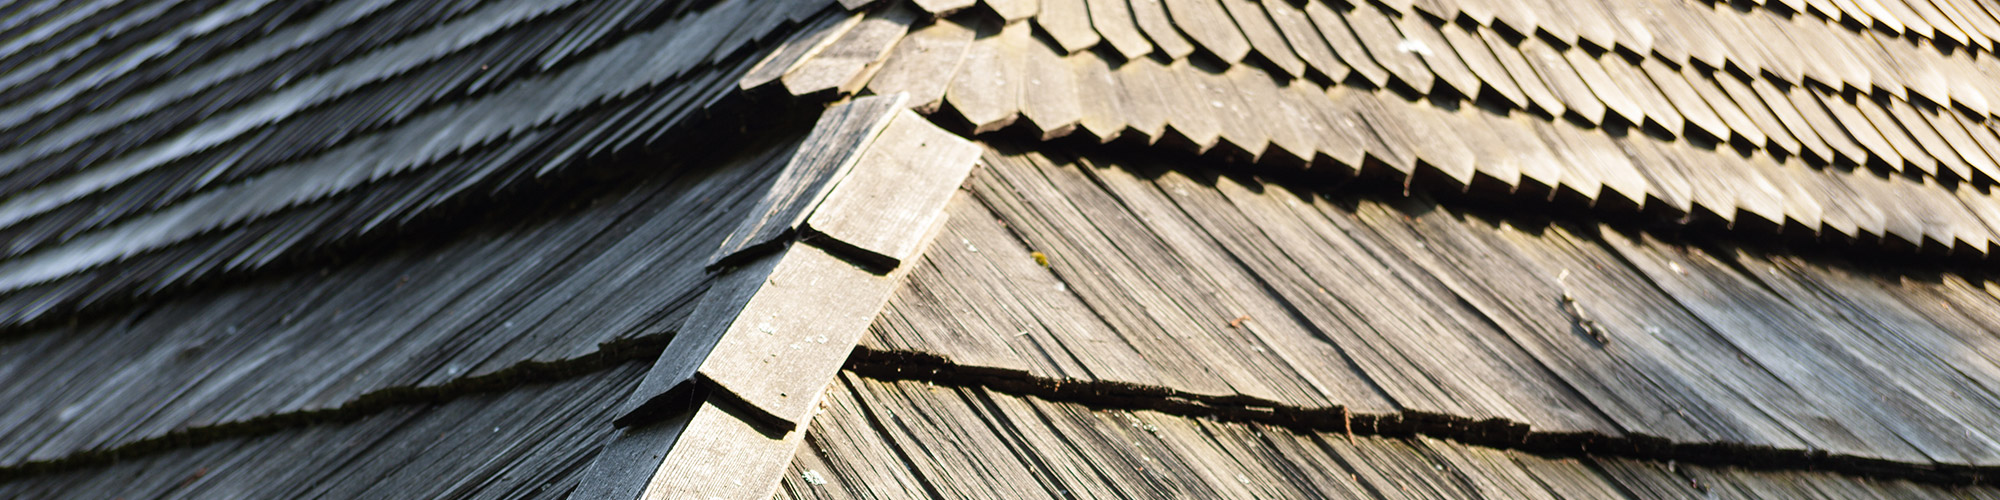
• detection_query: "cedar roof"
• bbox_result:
[6,0,2000,498]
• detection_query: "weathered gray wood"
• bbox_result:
[805,110,984,269]
[944,21,1025,133]
[1085,0,1155,59]
[864,19,977,113]
[1302,0,1388,87]
[984,0,1041,20]
[780,4,919,96]
[1263,0,1351,83]
[707,94,908,268]
[740,11,868,91]
[639,397,819,500]
[912,0,978,15]
[1341,4,1435,93]
[1036,0,1102,53]
[1218,0,1306,77]
[1129,0,1197,59]
[1161,0,1253,62]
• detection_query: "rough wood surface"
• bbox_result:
[709,94,908,268]
[806,111,983,269]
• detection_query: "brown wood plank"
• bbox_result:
[1342,4,1437,93]
[1130,0,1198,59]
[781,4,920,96]
[945,22,1026,133]
[806,110,984,269]
[1263,0,1352,83]
[1036,0,1103,53]
[1162,0,1254,62]
[1303,0,1391,87]
[1219,0,1306,77]
[865,18,977,113]
[1086,0,1156,59]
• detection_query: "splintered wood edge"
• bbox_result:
[706,92,909,269]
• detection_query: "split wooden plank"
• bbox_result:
[1710,71,1798,155]
[1342,3,1437,93]
[780,4,920,96]
[945,21,1026,133]
[1481,30,1571,118]
[1130,0,1199,59]
[806,110,985,269]
[1036,0,1103,53]
[1303,0,1391,87]
[740,10,868,91]
[1264,0,1353,83]
[708,94,908,267]
[1839,90,1934,176]
[1162,0,1254,62]
[1086,0,1155,58]
[1219,0,1306,78]
[864,18,977,113]
[1751,77,1837,164]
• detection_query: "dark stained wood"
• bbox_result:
[806,110,984,268]
[1034,0,1102,54]
[708,94,908,267]
[864,18,978,113]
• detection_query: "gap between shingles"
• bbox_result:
[845,345,2000,488]
[0,332,676,482]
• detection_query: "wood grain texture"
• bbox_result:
[806,110,983,269]
[863,18,977,112]
[708,94,907,268]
